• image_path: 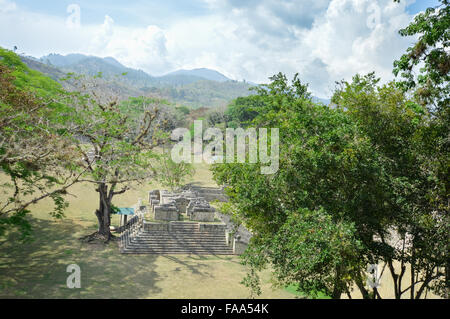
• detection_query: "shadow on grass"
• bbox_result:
[161,255,214,278]
[0,216,162,298]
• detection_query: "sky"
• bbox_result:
[0,0,441,98]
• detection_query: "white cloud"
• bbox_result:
[0,0,419,98]
[100,24,172,74]
[90,15,114,51]
[301,0,414,96]
[0,0,16,13]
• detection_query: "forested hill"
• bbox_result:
[19,52,330,109]
[20,53,254,109]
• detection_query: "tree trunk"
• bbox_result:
[332,267,343,299]
[355,273,371,299]
[410,253,415,299]
[445,261,449,299]
[332,289,342,299]
[95,183,112,241]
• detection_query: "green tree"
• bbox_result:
[333,72,448,299]
[69,77,162,242]
[225,96,263,127]
[393,0,449,111]
[206,106,228,127]
[153,150,195,192]
[213,73,375,298]
[393,0,449,298]
[213,71,447,299]
[0,48,82,239]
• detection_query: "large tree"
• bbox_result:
[393,0,449,112]
[0,48,82,239]
[69,79,166,242]
[213,73,378,298]
[393,0,449,298]
[213,71,447,299]
[333,73,448,299]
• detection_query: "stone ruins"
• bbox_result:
[149,188,219,222]
[119,185,251,255]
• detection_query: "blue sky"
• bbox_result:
[0,0,442,98]
[12,0,213,27]
[12,0,439,25]
[405,0,441,14]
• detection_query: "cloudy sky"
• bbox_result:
[0,0,440,98]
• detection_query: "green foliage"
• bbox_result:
[176,105,191,116]
[213,73,374,298]
[0,47,81,239]
[118,96,180,141]
[393,0,449,111]
[332,73,448,299]
[392,0,449,298]
[154,79,254,109]
[206,107,227,127]
[225,96,264,127]
[188,117,208,139]
[67,76,167,239]
[0,47,66,100]
[213,69,448,299]
[153,151,195,192]
[269,209,363,298]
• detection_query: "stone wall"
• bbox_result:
[153,205,179,221]
[148,188,218,222]
[146,186,253,255]
[181,185,228,202]
[143,221,169,231]
[199,223,227,233]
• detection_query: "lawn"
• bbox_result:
[0,163,295,299]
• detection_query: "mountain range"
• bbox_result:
[20,53,329,108]
[40,53,235,87]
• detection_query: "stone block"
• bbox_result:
[199,223,226,232]
[143,221,169,231]
[190,211,215,222]
[153,205,179,221]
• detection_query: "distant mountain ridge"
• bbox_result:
[40,53,232,86]
[164,68,230,82]
[23,52,329,108]
[23,53,254,108]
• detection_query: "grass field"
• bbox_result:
[0,163,295,299]
[0,163,440,299]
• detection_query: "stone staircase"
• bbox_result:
[120,221,234,255]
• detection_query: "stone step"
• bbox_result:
[124,233,227,239]
[127,242,231,250]
[124,244,231,249]
[131,239,225,242]
[132,239,226,244]
[130,238,227,243]
[121,247,234,254]
[146,228,225,234]
[120,220,233,255]
[127,247,230,251]
[137,233,226,238]
[139,232,225,238]
[121,250,234,255]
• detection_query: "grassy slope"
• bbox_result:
[0,163,294,299]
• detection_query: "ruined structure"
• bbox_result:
[119,186,250,255]
[148,188,218,222]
